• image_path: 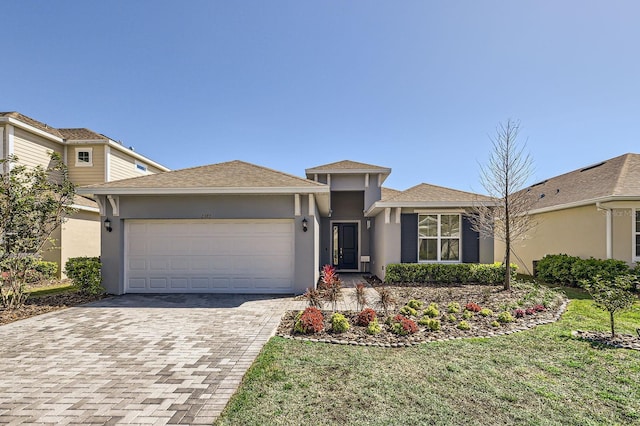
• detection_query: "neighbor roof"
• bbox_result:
[0,111,63,138]
[305,160,391,174]
[381,187,401,201]
[58,128,107,140]
[523,153,640,213]
[72,195,99,211]
[78,160,329,194]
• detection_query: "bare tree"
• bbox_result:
[471,120,535,290]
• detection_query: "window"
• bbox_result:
[75,148,93,167]
[635,209,640,261]
[135,161,148,173]
[418,214,461,262]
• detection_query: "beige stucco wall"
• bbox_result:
[41,210,101,277]
[500,204,636,275]
[67,144,106,186]
[12,128,63,169]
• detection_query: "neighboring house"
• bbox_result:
[497,153,640,275]
[78,159,495,295]
[0,112,170,275]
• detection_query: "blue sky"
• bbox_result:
[3,1,639,192]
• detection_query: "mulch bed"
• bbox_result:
[0,292,106,326]
[278,284,568,347]
[572,330,640,351]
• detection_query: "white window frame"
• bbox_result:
[135,161,148,174]
[75,147,93,167]
[418,213,462,263]
[633,209,640,262]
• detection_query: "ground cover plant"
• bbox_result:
[216,285,640,425]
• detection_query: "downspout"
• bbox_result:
[596,202,612,259]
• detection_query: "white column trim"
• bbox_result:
[384,208,391,224]
[104,145,111,182]
[95,197,106,216]
[294,194,301,216]
[606,208,612,259]
[107,195,120,217]
[0,127,4,160]
[7,125,14,171]
[327,173,331,187]
[377,173,382,187]
[308,194,315,216]
[364,173,369,188]
[313,173,318,182]
[395,207,401,224]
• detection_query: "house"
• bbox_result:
[498,153,640,274]
[78,159,495,295]
[0,112,170,275]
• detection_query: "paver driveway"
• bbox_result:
[0,294,303,425]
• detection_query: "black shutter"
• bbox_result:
[401,214,418,263]
[461,214,479,263]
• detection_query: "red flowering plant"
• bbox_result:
[294,307,325,334]
[389,314,418,335]
[356,308,377,326]
[514,309,525,318]
[465,302,482,312]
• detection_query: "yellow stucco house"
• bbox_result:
[0,112,170,276]
[498,153,640,275]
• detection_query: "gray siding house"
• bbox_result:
[78,160,494,295]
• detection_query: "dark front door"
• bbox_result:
[333,223,358,270]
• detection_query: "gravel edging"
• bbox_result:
[572,330,640,351]
[277,297,569,348]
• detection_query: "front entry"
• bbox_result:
[332,222,359,270]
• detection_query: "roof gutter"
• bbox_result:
[0,117,64,143]
[364,200,498,217]
[528,195,640,215]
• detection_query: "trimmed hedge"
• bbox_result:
[24,261,58,283]
[535,254,634,287]
[384,262,516,285]
[65,257,104,295]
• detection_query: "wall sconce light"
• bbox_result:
[104,218,112,233]
[302,217,308,232]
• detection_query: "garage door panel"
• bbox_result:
[125,219,294,293]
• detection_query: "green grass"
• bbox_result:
[26,283,77,297]
[215,287,640,426]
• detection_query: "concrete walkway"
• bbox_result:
[0,294,305,425]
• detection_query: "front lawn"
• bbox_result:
[216,286,640,425]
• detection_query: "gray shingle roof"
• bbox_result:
[306,160,390,173]
[0,112,63,138]
[72,195,99,209]
[523,153,640,211]
[381,187,401,201]
[385,183,493,203]
[58,128,107,140]
[81,160,327,191]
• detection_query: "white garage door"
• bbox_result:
[125,219,295,293]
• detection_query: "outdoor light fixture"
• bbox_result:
[104,218,112,233]
[302,217,308,232]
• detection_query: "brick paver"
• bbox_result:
[0,294,305,425]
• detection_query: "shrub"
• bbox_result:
[419,318,441,331]
[525,308,536,315]
[462,310,473,320]
[366,317,381,335]
[497,311,515,323]
[536,254,632,287]
[356,308,377,326]
[464,302,482,312]
[294,307,324,334]
[533,304,546,312]
[303,287,323,308]
[457,321,471,330]
[376,287,396,316]
[423,303,439,318]
[407,299,424,310]
[384,262,517,285]
[491,320,501,328]
[479,308,493,317]
[24,261,58,283]
[330,313,350,333]
[514,309,525,318]
[389,314,418,335]
[355,283,367,311]
[64,257,103,295]
[447,302,460,313]
[446,314,457,322]
[400,305,418,317]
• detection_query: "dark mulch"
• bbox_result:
[0,292,107,326]
[279,284,566,346]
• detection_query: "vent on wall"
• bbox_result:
[580,162,606,172]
